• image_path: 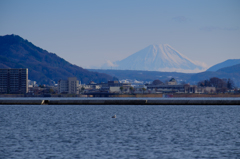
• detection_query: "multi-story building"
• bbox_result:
[58,77,79,94]
[58,79,68,93]
[68,77,79,94]
[0,68,28,94]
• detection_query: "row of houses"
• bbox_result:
[0,68,217,95]
[147,83,216,94]
[57,77,216,95]
[57,79,132,94]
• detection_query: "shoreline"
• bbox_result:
[1,93,240,98]
[1,99,240,105]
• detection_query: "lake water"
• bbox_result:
[0,105,240,159]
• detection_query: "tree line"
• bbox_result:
[198,77,235,93]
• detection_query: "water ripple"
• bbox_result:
[0,105,240,159]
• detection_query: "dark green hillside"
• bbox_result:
[0,34,115,84]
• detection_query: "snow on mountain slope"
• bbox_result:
[102,44,207,73]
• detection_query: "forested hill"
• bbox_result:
[0,34,115,85]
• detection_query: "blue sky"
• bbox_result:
[1,0,240,69]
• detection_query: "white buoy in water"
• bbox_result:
[112,115,116,118]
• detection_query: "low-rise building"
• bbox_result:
[147,84,185,93]
[28,80,37,88]
[109,86,121,93]
[168,78,177,85]
[134,85,147,93]
[184,85,216,93]
[84,80,131,93]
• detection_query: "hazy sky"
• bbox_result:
[1,0,240,69]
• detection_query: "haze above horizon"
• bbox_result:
[0,0,240,70]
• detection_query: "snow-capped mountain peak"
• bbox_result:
[101,44,207,73]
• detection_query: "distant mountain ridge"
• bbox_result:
[90,68,240,87]
[207,59,240,72]
[102,44,206,73]
[0,34,115,85]
[217,63,240,74]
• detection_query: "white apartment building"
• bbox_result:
[58,77,79,94]
[58,80,68,93]
[68,77,79,94]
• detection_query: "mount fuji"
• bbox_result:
[102,44,207,73]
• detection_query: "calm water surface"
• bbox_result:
[0,105,240,159]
